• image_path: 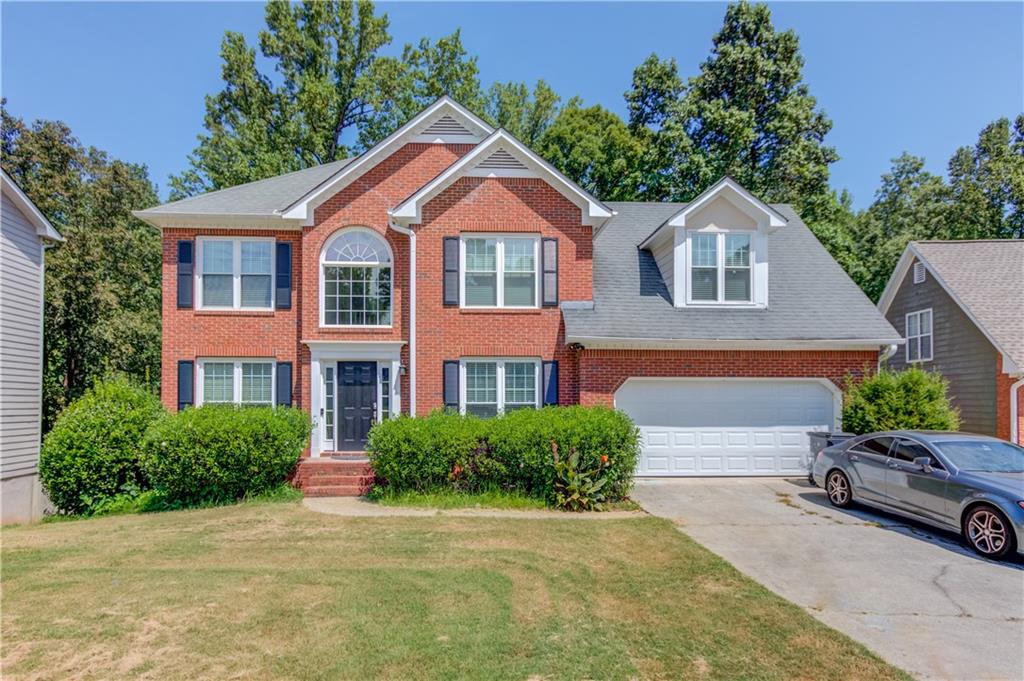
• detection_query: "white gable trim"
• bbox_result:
[878,242,1020,374]
[640,177,786,250]
[281,97,494,225]
[389,129,613,227]
[1,170,63,242]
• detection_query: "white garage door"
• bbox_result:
[615,379,837,476]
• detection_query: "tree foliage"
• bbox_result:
[484,80,560,147]
[1,104,161,429]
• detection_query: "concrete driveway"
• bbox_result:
[633,478,1024,681]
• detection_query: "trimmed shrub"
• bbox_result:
[140,405,311,506]
[367,406,640,504]
[843,367,960,434]
[40,376,165,515]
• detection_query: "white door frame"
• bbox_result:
[305,341,405,456]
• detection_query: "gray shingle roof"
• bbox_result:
[563,201,900,344]
[913,240,1024,368]
[138,158,353,216]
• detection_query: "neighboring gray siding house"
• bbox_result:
[1,170,63,523]
[878,240,1024,444]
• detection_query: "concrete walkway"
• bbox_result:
[633,477,1024,681]
[303,496,643,520]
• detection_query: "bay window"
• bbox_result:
[462,235,539,308]
[462,358,540,416]
[197,237,273,309]
[687,231,753,304]
[198,359,275,406]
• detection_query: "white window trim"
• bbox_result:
[905,308,934,363]
[319,227,394,329]
[196,358,276,406]
[196,236,275,311]
[459,234,540,309]
[459,357,541,415]
[684,229,756,306]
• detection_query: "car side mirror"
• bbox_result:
[912,456,933,473]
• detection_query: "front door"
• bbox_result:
[337,361,376,451]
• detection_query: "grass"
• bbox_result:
[370,487,549,510]
[0,500,910,681]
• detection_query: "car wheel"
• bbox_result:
[825,470,853,508]
[963,505,1016,560]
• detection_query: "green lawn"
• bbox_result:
[1,500,908,680]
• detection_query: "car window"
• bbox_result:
[933,440,1024,473]
[851,436,894,457]
[891,439,941,468]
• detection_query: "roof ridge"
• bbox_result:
[915,239,1024,244]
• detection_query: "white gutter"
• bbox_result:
[1011,376,1024,445]
[388,220,416,416]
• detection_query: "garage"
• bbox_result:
[615,378,839,476]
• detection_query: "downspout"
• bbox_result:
[878,344,898,371]
[1011,376,1024,445]
[389,220,416,416]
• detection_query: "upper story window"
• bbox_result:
[461,235,539,308]
[321,228,392,327]
[688,232,752,304]
[197,237,274,309]
[906,308,933,362]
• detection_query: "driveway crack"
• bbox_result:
[931,564,970,617]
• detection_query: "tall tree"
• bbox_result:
[170,0,482,197]
[537,99,647,201]
[2,105,161,429]
[483,80,560,147]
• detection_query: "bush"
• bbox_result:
[140,405,311,506]
[367,406,640,505]
[40,376,165,514]
[843,367,960,434]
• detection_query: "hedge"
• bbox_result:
[843,367,960,434]
[140,405,311,506]
[40,376,165,515]
[367,406,640,503]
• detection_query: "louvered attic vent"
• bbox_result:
[421,115,473,136]
[913,261,926,284]
[477,149,528,170]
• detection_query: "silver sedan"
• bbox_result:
[811,431,1024,560]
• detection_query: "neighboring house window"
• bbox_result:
[321,228,393,327]
[198,359,275,406]
[461,358,540,416]
[197,237,274,309]
[461,235,539,308]
[687,232,753,303]
[906,309,933,362]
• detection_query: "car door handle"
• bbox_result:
[887,461,899,469]
[848,454,859,462]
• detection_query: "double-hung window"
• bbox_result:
[688,232,753,304]
[198,359,275,406]
[198,238,273,309]
[462,358,540,417]
[906,309,933,362]
[462,235,539,308]
[321,228,393,327]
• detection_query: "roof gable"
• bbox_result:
[389,129,612,227]
[1,170,63,242]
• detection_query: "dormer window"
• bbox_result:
[687,232,753,304]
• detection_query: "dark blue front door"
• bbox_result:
[338,361,376,451]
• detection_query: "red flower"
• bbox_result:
[600,455,609,465]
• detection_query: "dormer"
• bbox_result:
[639,177,787,309]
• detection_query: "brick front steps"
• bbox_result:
[292,457,374,497]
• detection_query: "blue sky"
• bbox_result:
[2,2,1021,208]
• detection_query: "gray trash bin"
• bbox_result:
[806,431,856,485]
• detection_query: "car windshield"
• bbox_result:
[933,440,1024,473]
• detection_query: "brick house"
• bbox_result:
[878,241,1024,445]
[136,97,900,479]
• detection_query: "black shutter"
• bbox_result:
[443,237,459,306]
[275,242,292,310]
[542,360,559,406]
[541,238,558,307]
[443,360,460,411]
[177,360,194,411]
[275,362,292,406]
[177,241,194,309]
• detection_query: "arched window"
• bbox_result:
[321,228,393,326]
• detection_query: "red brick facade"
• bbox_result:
[995,355,1024,444]
[577,349,877,407]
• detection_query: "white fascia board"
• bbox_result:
[565,335,903,351]
[1,170,63,241]
[281,97,495,224]
[640,177,787,249]
[131,210,305,231]
[876,244,916,314]
[390,129,613,226]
